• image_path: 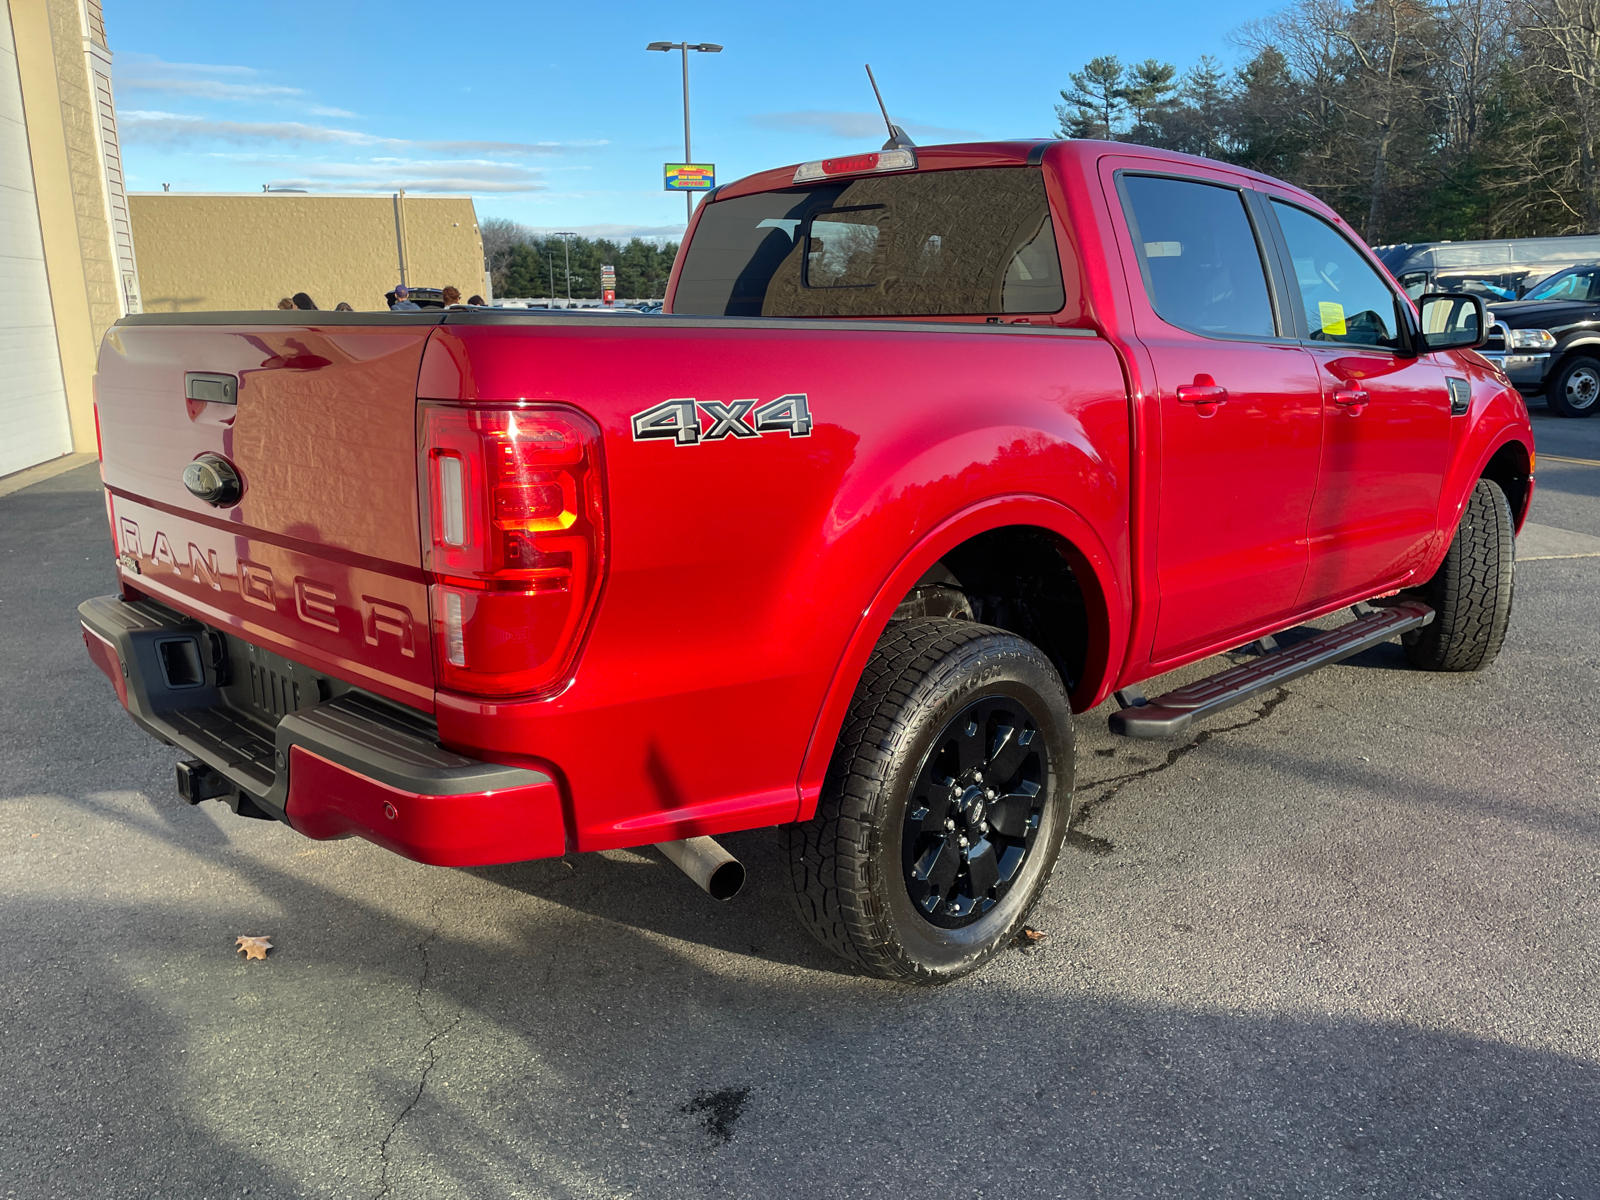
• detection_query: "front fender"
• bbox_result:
[1435,364,1535,562]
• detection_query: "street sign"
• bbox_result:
[664,164,715,191]
[601,264,616,307]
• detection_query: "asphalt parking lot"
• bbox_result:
[3,405,1598,1200]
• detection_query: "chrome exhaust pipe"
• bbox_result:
[655,836,745,901]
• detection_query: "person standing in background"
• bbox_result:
[291,293,317,310]
[335,302,354,312]
[276,297,293,310]
[390,285,421,312]
[441,286,461,306]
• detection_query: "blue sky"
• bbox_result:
[108,0,1280,238]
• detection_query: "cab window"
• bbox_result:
[672,167,1069,318]
[1526,268,1600,301]
[1271,201,1404,351]
[1119,175,1277,338]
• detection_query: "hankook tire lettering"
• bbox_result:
[631,393,812,445]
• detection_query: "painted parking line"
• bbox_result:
[1538,453,1600,468]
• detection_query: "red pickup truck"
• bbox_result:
[81,139,1532,982]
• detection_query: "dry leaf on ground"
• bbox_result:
[1017,926,1046,944]
[235,935,272,960]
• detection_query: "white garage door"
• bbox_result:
[0,8,73,480]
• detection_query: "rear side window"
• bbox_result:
[1271,200,1404,351]
[1120,175,1277,338]
[672,168,1068,318]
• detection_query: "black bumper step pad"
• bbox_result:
[1110,600,1435,739]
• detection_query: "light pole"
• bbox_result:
[554,232,576,307]
[646,40,722,224]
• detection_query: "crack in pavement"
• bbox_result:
[1068,687,1293,852]
[372,907,462,1200]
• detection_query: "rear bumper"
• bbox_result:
[79,594,566,866]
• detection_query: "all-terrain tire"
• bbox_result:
[1404,478,1515,672]
[1546,355,1600,418]
[787,619,1075,984]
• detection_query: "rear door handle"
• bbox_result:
[1333,388,1370,413]
[1175,378,1228,416]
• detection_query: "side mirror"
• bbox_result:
[1416,292,1488,351]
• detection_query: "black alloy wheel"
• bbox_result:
[789,618,1074,983]
[903,697,1046,927]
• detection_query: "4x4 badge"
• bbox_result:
[631,393,812,445]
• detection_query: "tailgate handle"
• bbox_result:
[186,372,238,405]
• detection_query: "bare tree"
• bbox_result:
[1057,0,1600,239]
[479,216,528,296]
[1435,0,1513,156]
[1517,0,1600,230]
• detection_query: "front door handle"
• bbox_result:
[1176,376,1228,417]
[1333,388,1370,414]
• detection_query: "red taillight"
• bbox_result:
[420,403,606,698]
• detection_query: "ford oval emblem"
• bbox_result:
[182,454,243,507]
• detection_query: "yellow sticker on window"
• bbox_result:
[1319,301,1347,335]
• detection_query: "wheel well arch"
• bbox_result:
[796,501,1126,818]
[893,526,1098,702]
[1549,341,1600,383]
[1480,438,1533,528]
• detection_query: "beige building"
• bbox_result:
[2,0,138,479]
[1,0,488,483]
[129,192,486,314]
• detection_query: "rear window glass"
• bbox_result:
[672,167,1068,318]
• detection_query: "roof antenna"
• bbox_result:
[865,64,917,151]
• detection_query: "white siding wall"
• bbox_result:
[0,4,73,478]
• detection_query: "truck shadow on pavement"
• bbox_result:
[7,469,1598,1198]
[463,826,848,977]
[3,834,1597,1200]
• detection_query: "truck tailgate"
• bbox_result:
[97,320,436,710]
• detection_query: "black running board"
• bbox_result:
[1109,600,1435,738]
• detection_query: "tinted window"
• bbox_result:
[672,168,1068,318]
[1120,175,1276,338]
[1272,201,1404,350]
[1527,268,1600,301]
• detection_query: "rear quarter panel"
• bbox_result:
[421,320,1130,850]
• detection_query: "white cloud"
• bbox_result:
[750,110,885,139]
[115,54,257,76]
[749,110,985,143]
[121,112,395,146]
[520,223,685,239]
[261,159,547,194]
[120,112,573,157]
[118,78,305,100]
